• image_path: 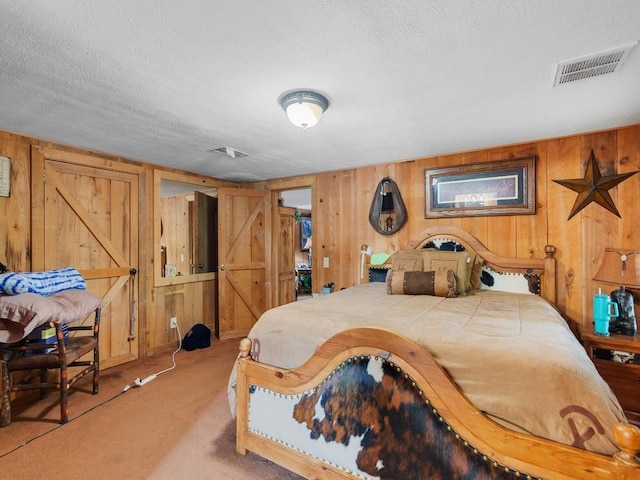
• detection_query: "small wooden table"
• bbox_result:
[580,326,640,425]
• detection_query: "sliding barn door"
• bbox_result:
[217,188,270,339]
[31,146,140,368]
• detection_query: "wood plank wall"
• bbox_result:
[267,124,640,327]
[1,125,639,363]
[0,131,236,364]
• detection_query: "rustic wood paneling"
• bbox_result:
[315,169,358,291]
[546,135,582,319]
[581,132,620,320]
[0,131,228,365]
[148,279,216,356]
[1,124,639,363]
[299,125,640,326]
[618,126,640,246]
[0,132,34,271]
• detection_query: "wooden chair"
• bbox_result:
[0,307,101,426]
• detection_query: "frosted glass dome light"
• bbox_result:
[278,90,329,129]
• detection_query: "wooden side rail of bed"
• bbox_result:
[236,328,640,480]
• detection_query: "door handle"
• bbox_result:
[220,264,225,271]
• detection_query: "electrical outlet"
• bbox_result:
[170,317,177,329]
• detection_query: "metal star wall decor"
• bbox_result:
[552,149,638,220]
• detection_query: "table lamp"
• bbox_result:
[303,236,312,265]
[593,248,639,336]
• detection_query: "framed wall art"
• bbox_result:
[424,156,536,218]
[300,216,312,251]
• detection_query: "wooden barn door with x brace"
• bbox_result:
[31,145,140,369]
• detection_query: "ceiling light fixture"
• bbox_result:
[278,90,329,129]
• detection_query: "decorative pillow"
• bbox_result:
[389,249,423,273]
[0,289,102,344]
[469,257,484,290]
[422,249,475,295]
[369,267,390,283]
[387,269,456,297]
[0,267,86,296]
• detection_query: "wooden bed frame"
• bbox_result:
[235,226,640,479]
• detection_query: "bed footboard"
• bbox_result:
[236,328,640,480]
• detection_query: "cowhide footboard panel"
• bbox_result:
[235,328,640,480]
[248,355,527,480]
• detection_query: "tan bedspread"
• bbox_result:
[228,283,626,454]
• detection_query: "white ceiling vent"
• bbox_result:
[209,146,250,159]
[554,42,638,86]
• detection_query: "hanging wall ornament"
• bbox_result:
[552,149,638,220]
[368,177,408,235]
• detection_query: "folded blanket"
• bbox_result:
[0,267,86,296]
[370,252,391,265]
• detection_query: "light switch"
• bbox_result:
[323,257,330,268]
[0,156,11,198]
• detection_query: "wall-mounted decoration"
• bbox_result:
[552,149,638,220]
[300,216,312,251]
[424,156,535,218]
[0,156,11,197]
[368,177,407,235]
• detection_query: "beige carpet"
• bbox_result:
[0,337,303,479]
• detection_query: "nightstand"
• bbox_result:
[579,326,640,425]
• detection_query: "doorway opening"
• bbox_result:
[279,188,312,301]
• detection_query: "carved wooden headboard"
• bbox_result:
[365,225,556,304]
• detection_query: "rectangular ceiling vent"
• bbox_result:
[554,42,638,86]
[209,146,250,159]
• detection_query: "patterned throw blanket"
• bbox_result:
[0,267,86,296]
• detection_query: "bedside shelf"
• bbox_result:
[580,326,640,425]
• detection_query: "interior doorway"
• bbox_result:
[279,188,312,301]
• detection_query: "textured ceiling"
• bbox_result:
[1,1,639,182]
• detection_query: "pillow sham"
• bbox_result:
[469,257,483,290]
[0,289,102,344]
[389,249,423,273]
[422,249,475,295]
[387,269,456,297]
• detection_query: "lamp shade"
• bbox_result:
[593,248,640,288]
[278,90,329,129]
[303,236,312,250]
